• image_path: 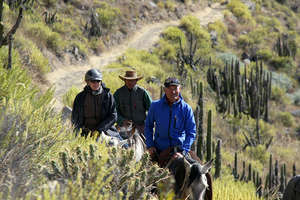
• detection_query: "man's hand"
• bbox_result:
[147,147,157,156]
[172,152,184,159]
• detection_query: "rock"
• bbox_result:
[148,1,157,8]
[290,110,300,118]
[61,106,72,123]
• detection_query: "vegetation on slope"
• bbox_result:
[1,0,300,199]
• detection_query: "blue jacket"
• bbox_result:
[145,94,196,152]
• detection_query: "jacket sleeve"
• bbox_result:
[71,94,81,131]
[182,105,196,152]
[145,102,155,148]
[113,90,126,126]
[97,92,117,132]
[143,90,152,111]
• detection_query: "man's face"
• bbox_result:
[164,85,181,103]
[87,80,101,91]
[125,79,137,89]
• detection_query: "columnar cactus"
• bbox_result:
[279,164,286,193]
[275,160,279,186]
[269,154,273,190]
[293,163,296,177]
[196,82,204,160]
[214,139,221,179]
[233,152,239,180]
[206,110,212,162]
[207,60,271,122]
[207,60,273,150]
[240,161,246,181]
[248,163,252,182]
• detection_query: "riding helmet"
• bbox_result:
[85,68,102,81]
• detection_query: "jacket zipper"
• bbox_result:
[168,108,172,147]
[94,95,97,119]
[129,90,133,120]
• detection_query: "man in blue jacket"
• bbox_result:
[145,77,196,165]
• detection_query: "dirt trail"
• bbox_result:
[46,3,224,111]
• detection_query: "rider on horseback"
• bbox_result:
[145,77,202,197]
[145,77,197,165]
[114,70,152,136]
[71,69,118,138]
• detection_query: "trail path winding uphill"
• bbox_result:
[46,3,224,111]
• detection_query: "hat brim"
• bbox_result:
[90,78,102,81]
[119,75,143,81]
[164,83,180,87]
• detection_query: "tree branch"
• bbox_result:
[0,6,23,47]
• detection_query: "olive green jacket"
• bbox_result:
[114,85,152,126]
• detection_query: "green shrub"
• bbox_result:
[25,22,66,53]
[70,41,89,58]
[88,38,105,54]
[155,39,178,61]
[63,86,80,107]
[0,64,66,199]
[276,111,295,127]
[227,0,253,23]
[214,174,264,200]
[270,56,296,72]
[180,15,201,35]
[271,86,288,104]
[165,0,176,12]
[15,36,50,74]
[46,32,65,54]
[180,16,212,55]
[207,20,229,50]
[271,71,293,92]
[256,48,273,62]
[26,22,52,43]
[246,145,270,165]
[162,26,186,45]
[287,89,300,105]
[32,142,171,200]
[96,2,120,30]
[237,27,267,49]
[41,0,57,7]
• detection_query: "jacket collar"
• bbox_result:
[125,85,138,92]
[84,83,109,95]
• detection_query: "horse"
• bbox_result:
[165,152,213,200]
[117,121,146,162]
[282,175,300,200]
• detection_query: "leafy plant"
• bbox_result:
[96,2,120,30]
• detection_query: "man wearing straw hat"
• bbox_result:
[114,70,152,136]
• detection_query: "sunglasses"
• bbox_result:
[90,80,101,83]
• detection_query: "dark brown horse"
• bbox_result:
[282,175,300,200]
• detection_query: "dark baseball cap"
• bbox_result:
[164,77,180,87]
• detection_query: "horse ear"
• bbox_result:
[200,159,214,174]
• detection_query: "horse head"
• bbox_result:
[118,122,146,162]
[188,159,213,200]
[118,120,135,139]
[170,157,213,200]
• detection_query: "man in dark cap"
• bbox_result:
[145,77,201,197]
[71,68,117,138]
[114,70,152,136]
[145,77,197,164]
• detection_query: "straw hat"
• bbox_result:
[119,70,143,81]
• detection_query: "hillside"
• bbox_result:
[0,0,300,199]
